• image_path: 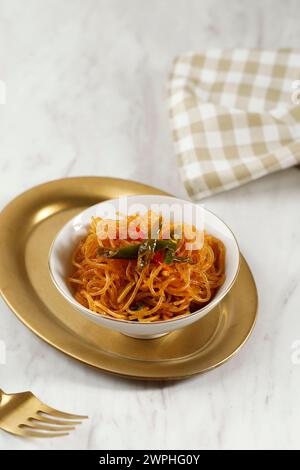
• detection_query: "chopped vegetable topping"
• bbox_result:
[97,238,191,267]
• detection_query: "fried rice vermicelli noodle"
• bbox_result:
[68,213,226,322]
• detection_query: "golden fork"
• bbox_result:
[0,388,88,438]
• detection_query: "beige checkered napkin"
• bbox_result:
[168,49,300,200]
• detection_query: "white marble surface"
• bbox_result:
[1,0,300,450]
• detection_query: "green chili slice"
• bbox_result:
[98,239,177,260]
[97,239,191,266]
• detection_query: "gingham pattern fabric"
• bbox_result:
[168,49,300,199]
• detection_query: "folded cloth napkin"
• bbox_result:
[168,49,300,199]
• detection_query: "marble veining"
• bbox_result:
[1,0,300,450]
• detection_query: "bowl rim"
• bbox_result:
[48,195,240,326]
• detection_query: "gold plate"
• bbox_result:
[0,177,258,380]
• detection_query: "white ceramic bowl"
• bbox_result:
[49,195,240,339]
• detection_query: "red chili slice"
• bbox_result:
[152,249,165,264]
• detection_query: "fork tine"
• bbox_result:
[39,405,88,420]
[34,414,82,426]
[24,422,75,432]
[20,429,70,439]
